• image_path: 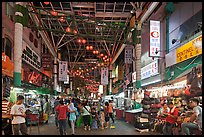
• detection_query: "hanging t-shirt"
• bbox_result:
[10,104,26,124]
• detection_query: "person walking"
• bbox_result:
[108,100,115,129]
[10,95,28,135]
[104,101,110,129]
[91,107,99,129]
[55,100,69,135]
[43,98,51,124]
[81,101,91,131]
[181,98,202,135]
[68,101,78,135]
[100,108,105,129]
[54,97,60,128]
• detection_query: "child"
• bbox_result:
[100,108,105,129]
[91,108,98,129]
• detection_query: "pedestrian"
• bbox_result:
[50,97,55,114]
[55,100,69,135]
[10,95,28,135]
[163,102,179,135]
[181,98,202,135]
[54,97,60,128]
[91,107,99,129]
[104,101,110,128]
[100,108,105,129]
[81,101,91,131]
[68,101,78,135]
[108,100,115,129]
[43,98,51,124]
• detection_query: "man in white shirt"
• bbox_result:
[10,95,28,135]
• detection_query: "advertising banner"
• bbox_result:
[149,20,160,57]
[24,70,42,86]
[42,53,53,70]
[176,35,202,63]
[59,61,68,81]
[101,67,109,85]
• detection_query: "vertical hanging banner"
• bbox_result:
[101,67,109,85]
[149,20,161,57]
[125,45,133,64]
[58,61,67,81]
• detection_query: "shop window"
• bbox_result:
[3,37,13,60]
[6,2,15,21]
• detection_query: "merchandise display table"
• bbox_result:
[115,108,125,119]
[125,108,143,124]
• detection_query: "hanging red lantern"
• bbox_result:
[93,50,96,54]
[44,2,50,5]
[100,53,104,57]
[89,46,93,50]
[51,11,58,16]
[95,50,99,54]
[103,57,106,60]
[73,30,77,34]
[59,17,65,23]
[86,46,90,50]
[66,27,71,32]
[104,55,108,58]
[82,39,86,44]
[77,39,82,43]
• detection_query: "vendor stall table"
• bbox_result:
[125,108,143,124]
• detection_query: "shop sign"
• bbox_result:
[132,72,136,83]
[24,70,42,86]
[2,52,24,80]
[176,35,202,63]
[141,59,159,80]
[41,53,53,70]
[118,64,124,80]
[58,61,68,81]
[149,20,160,57]
[101,67,109,85]
[125,45,133,64]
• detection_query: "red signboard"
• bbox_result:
[41,53,53,70]
[24,70,42,86]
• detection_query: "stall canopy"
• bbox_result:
[35,87,51,95]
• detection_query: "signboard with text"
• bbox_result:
[132,72,136,83]
[141,59,159,80]
[149,20,160,57]
[101,67,109,85]
[59,61,68,81]
[176,35,202,63]
[125,45,133,64]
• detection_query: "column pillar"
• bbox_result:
[54,57,58,91]
[135,23,142,88]
[13,2,25,87]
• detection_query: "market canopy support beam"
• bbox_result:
[95,12,131,18]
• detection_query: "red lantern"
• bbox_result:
[104,55,108,58]
[86,46,90,50]
[73,30,77,34]
[93,50,96,54]
[51,11,58,16]
[103,57,106,60]
[100,53,104,57]
[59,17,65,23]
[66,27,71,32]
[82,39,86,44]
[95,50,99,54]
[89,46,93,50]
[77,39,82,43]
[44,2,50,5]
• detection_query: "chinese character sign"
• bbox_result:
[125,45,133,64]
[101,67,109,85]
[141,59,159,80]
[59,61,68,81]
[149,20,160,57]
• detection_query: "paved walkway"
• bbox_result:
[29,115,161,135]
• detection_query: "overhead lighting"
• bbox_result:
[86,46,90,50]
[100,53,104,57]
[77,39,82,43]
[82,39,86,44]
[89,45,93,50]
[73,30,77,34]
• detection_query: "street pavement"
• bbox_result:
[29,115,161,135]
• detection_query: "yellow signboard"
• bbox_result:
[176,35,202,63]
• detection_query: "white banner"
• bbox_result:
[132,72,136,83]
[64,75,69,84]
[59,61,68,81]
[149,20,160,57]
[101,67,109,85]
[141,59,159,80]
[125,46,133,64]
